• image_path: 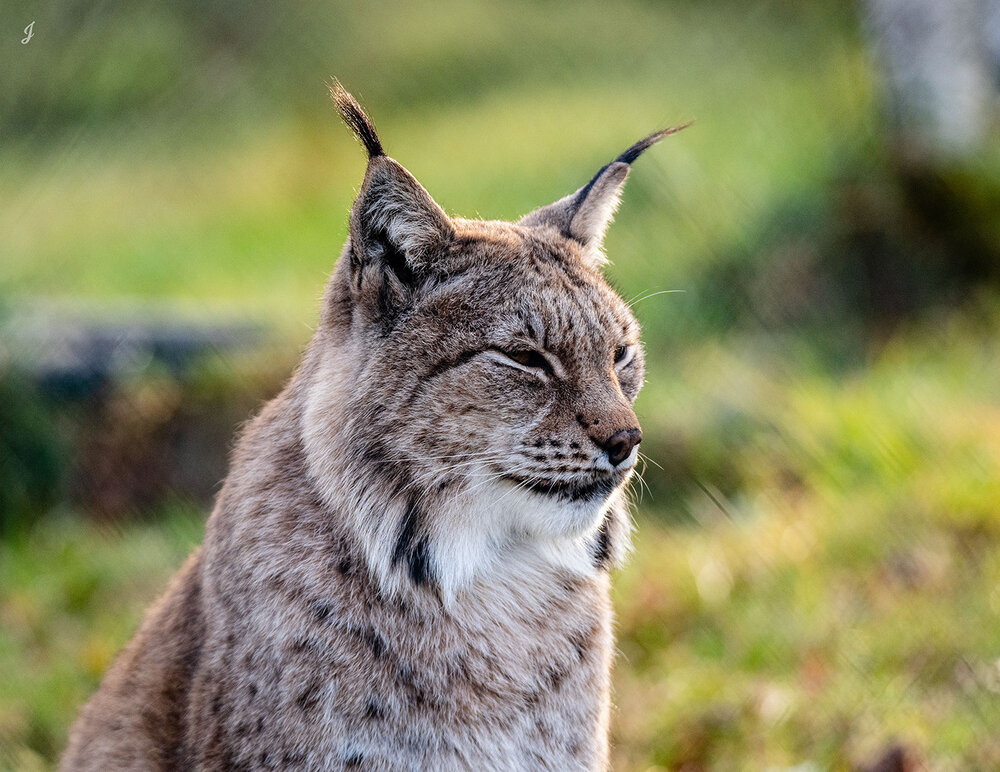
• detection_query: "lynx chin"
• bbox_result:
[62,82,686,771]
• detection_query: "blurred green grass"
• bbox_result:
[2,0,1000,768]
[1,0,869,330]
[0,507,205,771]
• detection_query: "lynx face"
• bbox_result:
[360,219,645,545]
[302,84,683,599]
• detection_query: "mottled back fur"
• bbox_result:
[62,83,684,771]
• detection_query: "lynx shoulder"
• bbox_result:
[61,83,684,771]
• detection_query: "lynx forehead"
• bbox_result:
[62,82,685,771]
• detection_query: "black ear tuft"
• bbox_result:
[615,123,692,165]
[573,122,693,210]
[329,79,385,160]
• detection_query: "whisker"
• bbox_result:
[637,451,663,470]
[382,448,507,463]
[408,457,510,487]
[636,469,652,503]
[437,460,538,499]
[626,289,685,309]
[486,475,533,510]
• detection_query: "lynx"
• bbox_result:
[62,83,684,771]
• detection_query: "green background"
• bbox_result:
[2,0,1000,768]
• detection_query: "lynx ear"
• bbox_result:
[331,81,453,306]
[350,156,453,277]
[520,124,691,260]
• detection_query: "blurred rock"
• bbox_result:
[0,307,289,522]
[1,308,263,400]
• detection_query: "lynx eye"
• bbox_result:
[487,347,554,378]
[614,344,635,369]
[504,349,550,371]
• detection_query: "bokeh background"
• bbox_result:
[3,0,1000,769]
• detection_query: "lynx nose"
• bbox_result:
[598,428,642,467]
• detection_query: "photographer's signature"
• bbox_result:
[22,21,35,44]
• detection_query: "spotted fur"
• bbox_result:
[62,85,682,771]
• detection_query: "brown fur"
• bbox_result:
[62,86,680,771]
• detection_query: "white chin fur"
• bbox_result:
[431,476,618,603]
[499,480,613,541]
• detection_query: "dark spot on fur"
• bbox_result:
[391,503,434,587]
[343,752,365,768]
[592,513,613,569]
[309,599,335,622]
[256,716,265,734]
[363,696,386,720]
[363,628,388,659]
[248,683,258,699]
[392,500,423,583]
[407,538,433,586]
[532,454,546,462]
[569,630,590,662]
[533,438,545,448]
[569,441,580,450]
[544,663,569,690]
[397,664,430,707]
[296,682,321,712]
[548,439,561,447]
[338,556,353,574]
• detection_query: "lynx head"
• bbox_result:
[301,82,685,601]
